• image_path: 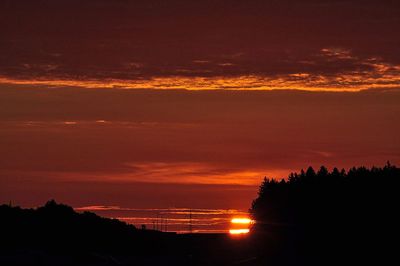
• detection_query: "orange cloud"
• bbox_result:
[1,48,399,92]
[1,68,399,92]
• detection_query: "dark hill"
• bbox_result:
[0,200,254,265]
[0,200,177,253]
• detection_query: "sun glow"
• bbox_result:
[229,217,253,235]
[231,218,253,224]
[229,229,250,235]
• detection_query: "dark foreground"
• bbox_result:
[2,163,398,265]
[2,225,393,266]
[0,201,395,266]
[0,201,346,266]
[0,201,258,266]
[1,233,258,266]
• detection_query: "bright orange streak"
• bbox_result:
[231,218,252,224]
[2,75,394,92]
[229,229,250,235]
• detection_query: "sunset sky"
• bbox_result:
[1,0,399,231]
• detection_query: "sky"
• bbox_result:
[1,0,399,232]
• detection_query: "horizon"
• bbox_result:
[2,163,397,233]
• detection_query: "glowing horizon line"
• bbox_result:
[75,206,247,213]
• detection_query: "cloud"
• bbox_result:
[1,1,399,91]
[1,47,399,91]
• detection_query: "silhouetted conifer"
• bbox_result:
[250,163,399,265]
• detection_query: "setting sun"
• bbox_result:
[229,229,250,235]
[229,217,253,235]
[231,218,253,224]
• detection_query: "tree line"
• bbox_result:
[250,162,399,265]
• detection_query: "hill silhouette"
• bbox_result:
[0,200,178,251]
[0,200,253,265]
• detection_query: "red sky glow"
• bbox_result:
[1,0,399,232]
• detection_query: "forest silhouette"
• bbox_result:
[1,163,398,265]
[250,162,399,265]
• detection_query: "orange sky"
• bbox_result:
[1,87,399,211]
[0,1,400,229]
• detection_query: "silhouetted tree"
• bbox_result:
[250,163,400,265]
